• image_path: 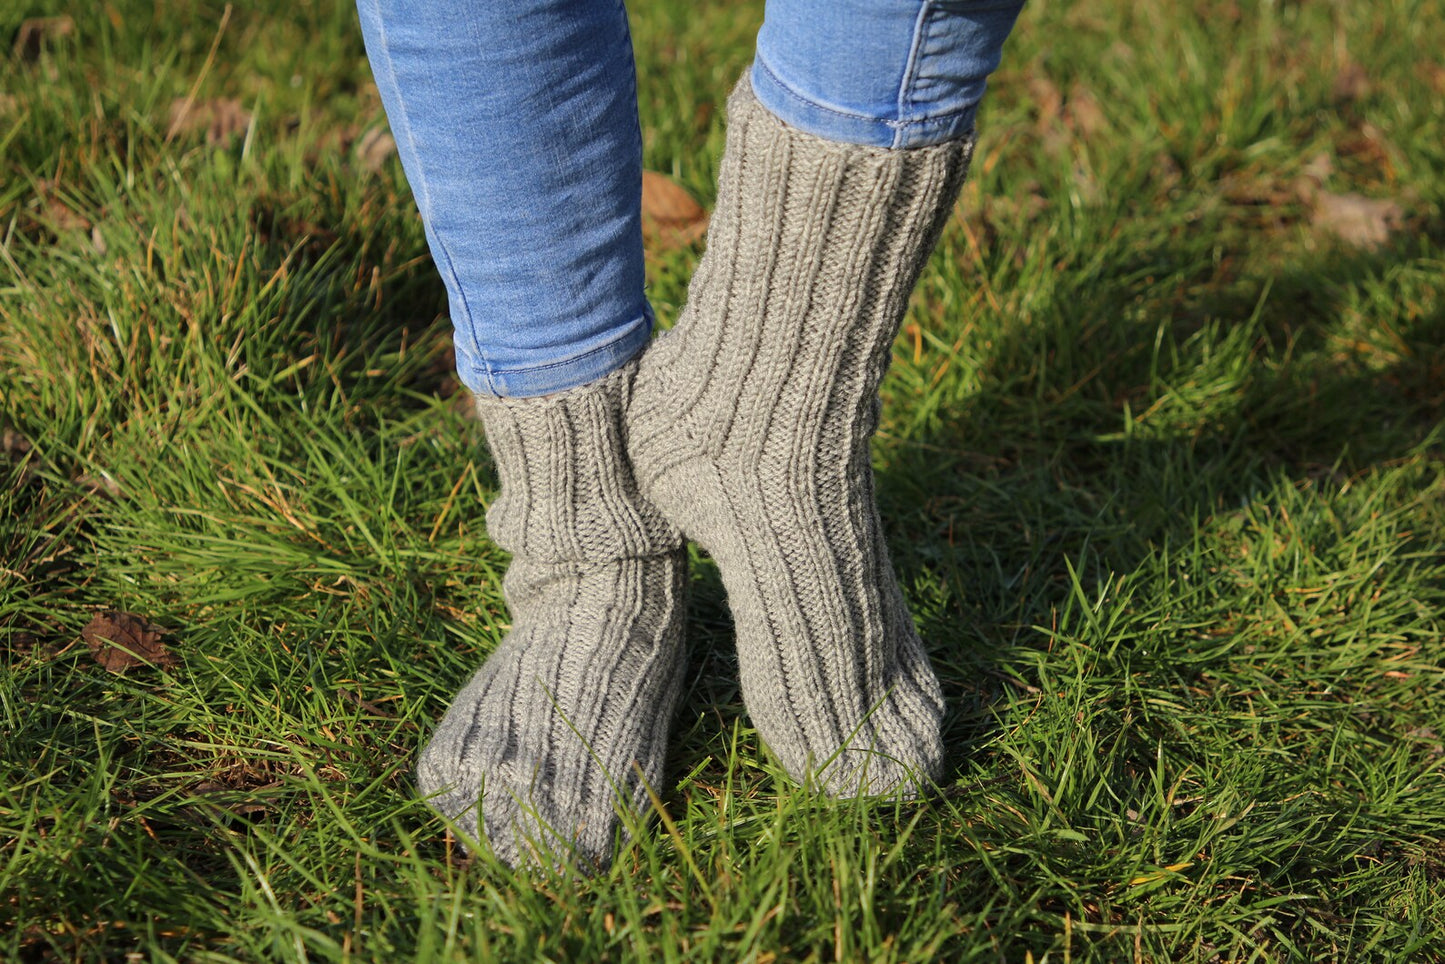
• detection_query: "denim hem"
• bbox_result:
[750,59,978,151]
[463,313,653,399]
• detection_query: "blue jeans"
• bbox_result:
[356,0,1023,398]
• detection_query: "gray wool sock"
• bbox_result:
[628,76,973,796]
[418,362,688,870]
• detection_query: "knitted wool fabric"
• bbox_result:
[417,363,688,869]
[628,77,972,795]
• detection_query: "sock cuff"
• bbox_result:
[476,360,680,562]
[630,72,975,466]
[728,70,977,168]
[724,73,975,260]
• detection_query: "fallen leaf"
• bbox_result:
[354,127,396,173]
[12,16,74,61]
[82,610,177,673]
[299,121,352,164]
[19,180,93,240]
[1071,160,1103,207]
[1151,152,1183,192]
[1213,0,1243,23]
[1218,170,1295,208]
[1419,62,1445,95]
[692,100,715,130]
[1331,61,1370,106]
[250,195,339,254]
[641,170,708,250]
[1027,74,1063,129]
[1026,75,1103,154]
[4,632,38,659]
[1311,191,1403,250]
[193,779,280,816]
[986,183,1051,224]
[45,198,90,232]
[1063,82,1107,139]
[77,473,122,498]
[167,97,251,145]
[1296,151,1334,199]
[1405,727,1443,758]
[339,687,398,718]
[2,425,31,455]
[958,178,1049,257]
[1335,124,1396,178]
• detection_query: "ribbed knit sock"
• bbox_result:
[627,77,973,795]
[417,363,688,869]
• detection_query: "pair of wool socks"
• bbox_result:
[417,77,975,868]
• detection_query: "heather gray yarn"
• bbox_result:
[417,363,688,870]
[628,77,974,795]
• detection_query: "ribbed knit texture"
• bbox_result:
[628,77,973,795]
[417,363,688,870]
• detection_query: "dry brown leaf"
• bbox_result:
[1071,161,1103,207]
[1419,62,1445,95]
[167,97,251,145]
[1,427,32,457]
[1405,727,1443,759]
[1336,124,1397,178]
[44,197,90,233]
[1027,75,1063,129]
[13,16,74,60]
[958,178,1049,252]
[1218,170,1294,208]
[1063,82,1107,139]
[1151,152,1183,193]
[4,628,42,665]
[77,473,122,498]
[82,610,177,673]
[340,687,398,718]
[354,127,397,173]
[1311,191,1404,250]
[1331,61,1370,106]
[1027,75,1104,154]
[990,184,1050,224]
[193,780,279,816]
[641,170,708,250]
[1297,152,1334,193]
[299,122,355,166]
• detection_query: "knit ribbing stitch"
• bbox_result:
[628,77,973,795]
[417,363,688,869]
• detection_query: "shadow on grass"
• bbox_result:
[879,224,1444,780]
[247,185,461,409]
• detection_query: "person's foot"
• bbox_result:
[418,363,688,869]
[627,77,974,795]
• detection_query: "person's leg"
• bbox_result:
[356,0,687,869]
[357,0,653,398]
[752,0,1024,149]
[629,0,1023,794]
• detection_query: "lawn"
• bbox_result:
[2,0,1443,960]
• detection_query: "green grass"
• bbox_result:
[3,0,1443,960]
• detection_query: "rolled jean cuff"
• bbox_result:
[750,57,978,150]
[461,309,654,398]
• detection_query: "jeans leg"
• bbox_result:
[752,0,1026,148]
[356,0,651,398]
